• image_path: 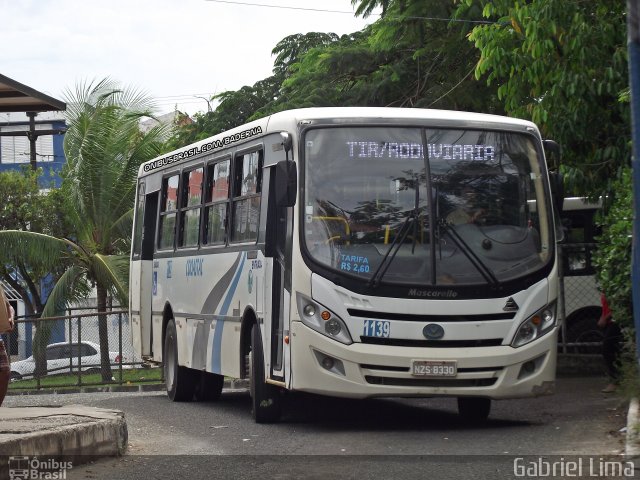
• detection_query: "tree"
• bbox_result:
[593,168,633,329]
[351,0,390,18]
[0,78,168,381]
[271,32,340,78]
[456,0,629,195]
[257,1,503,115]
[0,168,71,318]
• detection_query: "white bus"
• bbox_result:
[130,107,560,423]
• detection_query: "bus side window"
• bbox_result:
[132,182,145,258]
[178,166,203,248]
[158,174,179,250]
[204,159,231,245]
[231,150,263,243]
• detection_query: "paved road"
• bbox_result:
[4,375,630,479]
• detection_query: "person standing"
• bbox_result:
[0,285,15,406]
[598,293,622,393]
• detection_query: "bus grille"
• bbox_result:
[360,364,504,374]
[348,309,516,322]
[364,376,498,388]
[360,337,503,348]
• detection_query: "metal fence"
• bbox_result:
[3,308,160,391]
[557,243,603,354]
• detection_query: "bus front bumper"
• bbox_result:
[289,321,557,400]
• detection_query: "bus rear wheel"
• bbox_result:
[457,397,491,423]
[164,318,197,402]
[250,323,282,423]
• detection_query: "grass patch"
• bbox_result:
[9,367,163,391]
[619,359,640,401]
[614,335,640,401]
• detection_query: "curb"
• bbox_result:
[626,398,640,457]
[7,378,250,396]
[0,407,127,479]
[7,383,166,396]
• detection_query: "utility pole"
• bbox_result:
[27,112,37,170]
[627,1,640,361]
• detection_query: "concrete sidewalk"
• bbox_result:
[0,378,249,474]
[0,404,127,478]
[626,398,640,456]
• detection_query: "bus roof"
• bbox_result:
[138,107,540,177]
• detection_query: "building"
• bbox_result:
[0,111,67,187]
[0,74,67,187]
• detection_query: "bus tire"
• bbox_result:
[565,313,603,354]
[250,323,282,423]
[457,397,491,423]
[164,319,197,402]
[194,371,224,402]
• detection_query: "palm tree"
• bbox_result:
[0,79,167,381]
[351,0,391,18]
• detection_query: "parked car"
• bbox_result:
[10,341,125,380]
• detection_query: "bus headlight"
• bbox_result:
[511,303,557,348]
[296,293,352,345]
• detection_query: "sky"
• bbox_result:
[0,0,378,118]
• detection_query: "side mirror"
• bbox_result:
[280,132,293,153]
[549,171,564,215]
[274,160,297,207]
[549,171,565,243]
[542,139,561,158]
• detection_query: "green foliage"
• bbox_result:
[263,1,502,114]
[616,336,640,401]
[458,0,629,195]
[62,78,168,259]
[592,168,633,330]
[271,32,339,77]
[166,5,503,147]
[0,168,72,315]
[0,168,41,231]
[351,0,390,18]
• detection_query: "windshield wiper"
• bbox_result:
[438,219,499,288]
[367,210,418,289]
[368,181,422,289]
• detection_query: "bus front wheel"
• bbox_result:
[457,397,491,423]
[250,323,282,423]
[164,318,197,402]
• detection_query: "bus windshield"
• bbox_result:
[303,126,553,287]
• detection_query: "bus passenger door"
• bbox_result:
[131,183,159,358]
[265,164,292,383]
